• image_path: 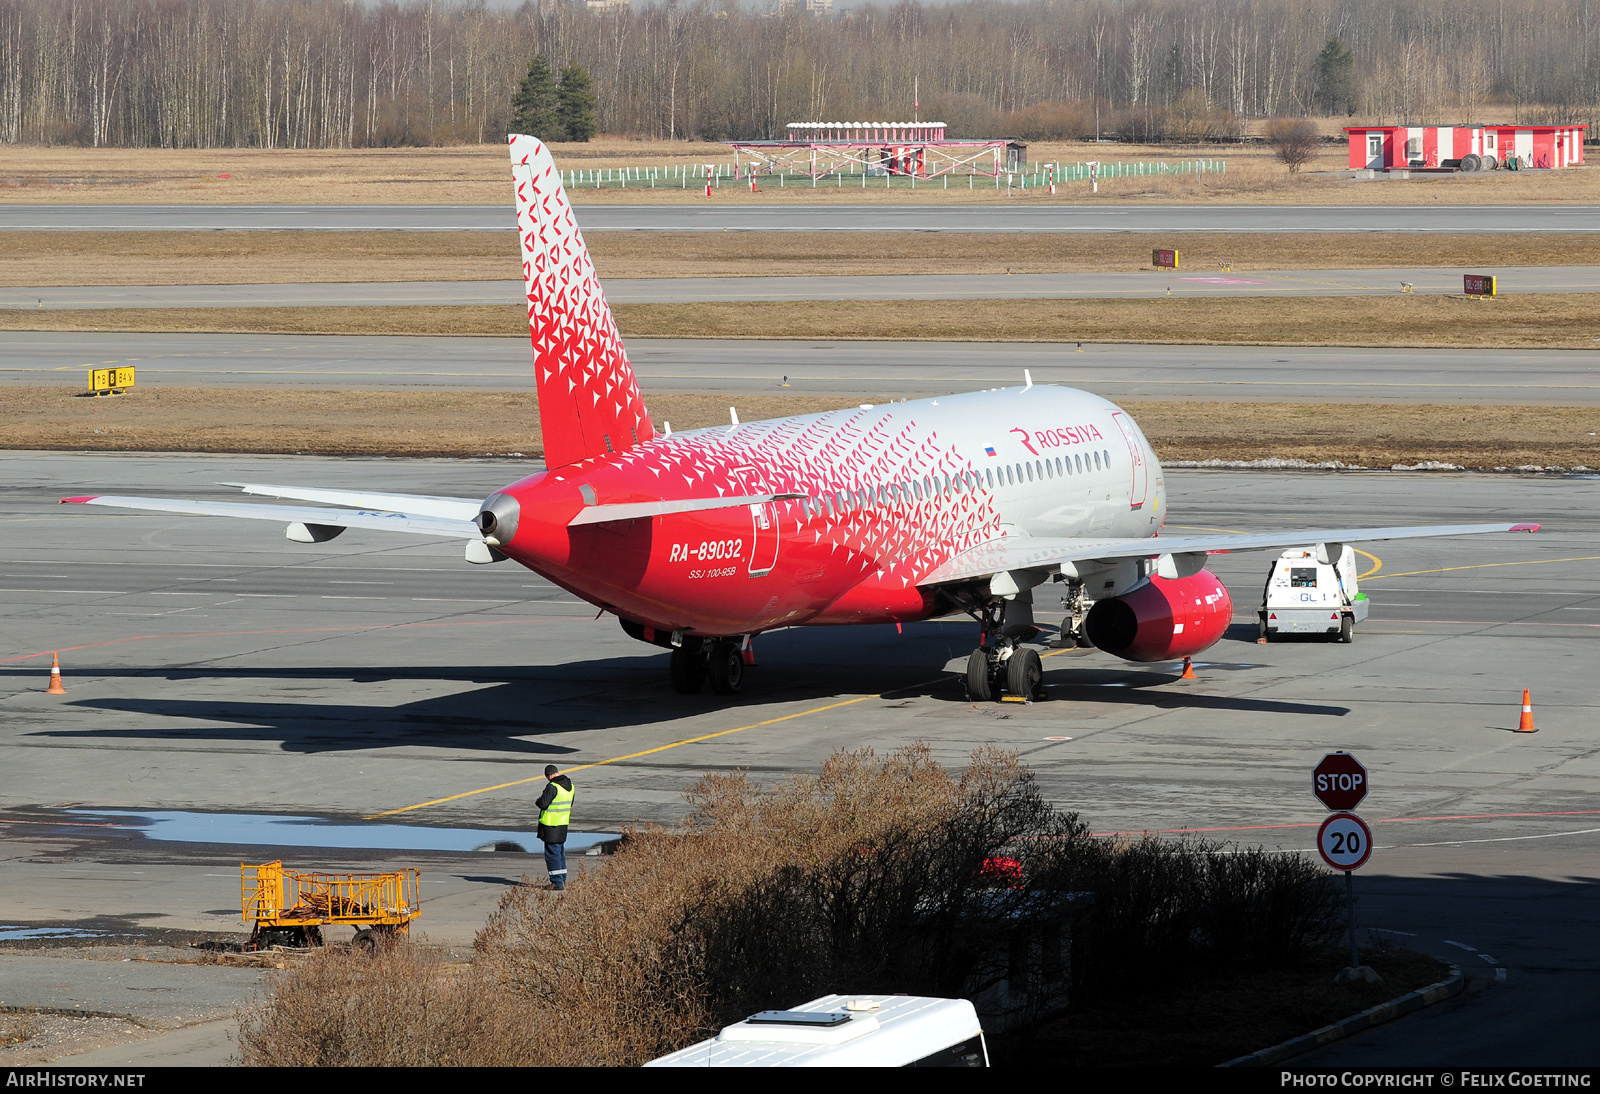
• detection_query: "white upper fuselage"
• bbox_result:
[660,382,1165,550]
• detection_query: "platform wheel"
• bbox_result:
[1339,614,1354,644]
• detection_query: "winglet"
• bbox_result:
[1509,523,1541,533]
[59,496,97,504]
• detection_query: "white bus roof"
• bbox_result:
[644,994,985,1068]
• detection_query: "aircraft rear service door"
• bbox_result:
[731,467,779,575]
[1112,412,1149,510]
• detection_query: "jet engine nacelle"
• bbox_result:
[1083,569,1233,663]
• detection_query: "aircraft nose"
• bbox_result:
[478,491,521,547]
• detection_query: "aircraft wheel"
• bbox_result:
[707,640,745,695]
[669,645,706,694]
[1339,615,1354,644]
[965,649,993,702]
[1007,648,1043,700]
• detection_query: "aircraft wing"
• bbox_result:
[218,482,482,522]
[61,495,480,539]
[918,522,1540,587]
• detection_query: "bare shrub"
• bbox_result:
[1004,101,1094,141]
[1265,117,1322,172]
[1069,838,1344,1000]
[236,944,540,1066]
[1162,88,1239,141]
[475,744,1093,1062]
[240,746,1343,1065]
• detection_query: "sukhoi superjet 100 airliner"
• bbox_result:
[64,135,1539,699]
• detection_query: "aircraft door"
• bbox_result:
[1112,412,1149,510]
[731,467,779,575]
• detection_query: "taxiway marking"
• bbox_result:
[364,692,888,820]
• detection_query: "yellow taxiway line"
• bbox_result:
[365,693,878,820]
[1364,555,1600,582]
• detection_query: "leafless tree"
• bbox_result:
[0,0,1593,149]
[1265,116,1320,171]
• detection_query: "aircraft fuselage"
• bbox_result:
[494,384,1164,637]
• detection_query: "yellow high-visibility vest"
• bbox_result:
[540,782,574,828]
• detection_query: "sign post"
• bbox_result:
[1312,752,1375,980]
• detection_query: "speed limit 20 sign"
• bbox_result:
[1317,811,1373,871]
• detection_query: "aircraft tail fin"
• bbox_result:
[509,134,654,470]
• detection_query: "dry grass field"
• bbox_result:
[7,293,1597,348]
[7,386,1594,468]
[1,139,1595,206]
[4,230,1598,287]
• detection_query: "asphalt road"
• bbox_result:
[3,203,1598,232]
[1,453,1595,1063]
[6,265,1598,309]
[6,331,1600,404]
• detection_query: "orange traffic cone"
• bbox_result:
[1516,689,1536,733]
[1180,657,1197,680]
[46,652,66,695]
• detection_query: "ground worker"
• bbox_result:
[535,764,574,890]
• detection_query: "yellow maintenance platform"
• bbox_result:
[241,860,420,950]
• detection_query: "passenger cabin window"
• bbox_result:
[1290,567,1319,588]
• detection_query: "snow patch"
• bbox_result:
[1165,458,1362,470]
[1389,461,1465,471]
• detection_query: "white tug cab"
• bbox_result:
[1258,544,1369,643]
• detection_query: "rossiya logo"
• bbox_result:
[1011,424,1104,457]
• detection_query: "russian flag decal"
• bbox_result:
[984,446,997,456]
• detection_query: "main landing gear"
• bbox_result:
[965,643,1043,703]
[669,636,751,696]
[963,599,1048,703]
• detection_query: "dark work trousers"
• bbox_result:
[544,840,567,889]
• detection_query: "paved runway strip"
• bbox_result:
[4,203,1598,233]
[6,265,1598,309]
[6,331,1599,403]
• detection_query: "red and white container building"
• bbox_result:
[1345,124,1586,170]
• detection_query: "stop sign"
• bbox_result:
[1313,752,1368,811]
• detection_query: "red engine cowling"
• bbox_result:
[1083,569,1234,662]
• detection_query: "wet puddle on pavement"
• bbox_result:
[63,809,618,855]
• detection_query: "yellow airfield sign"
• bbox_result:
[88,367,135,394]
